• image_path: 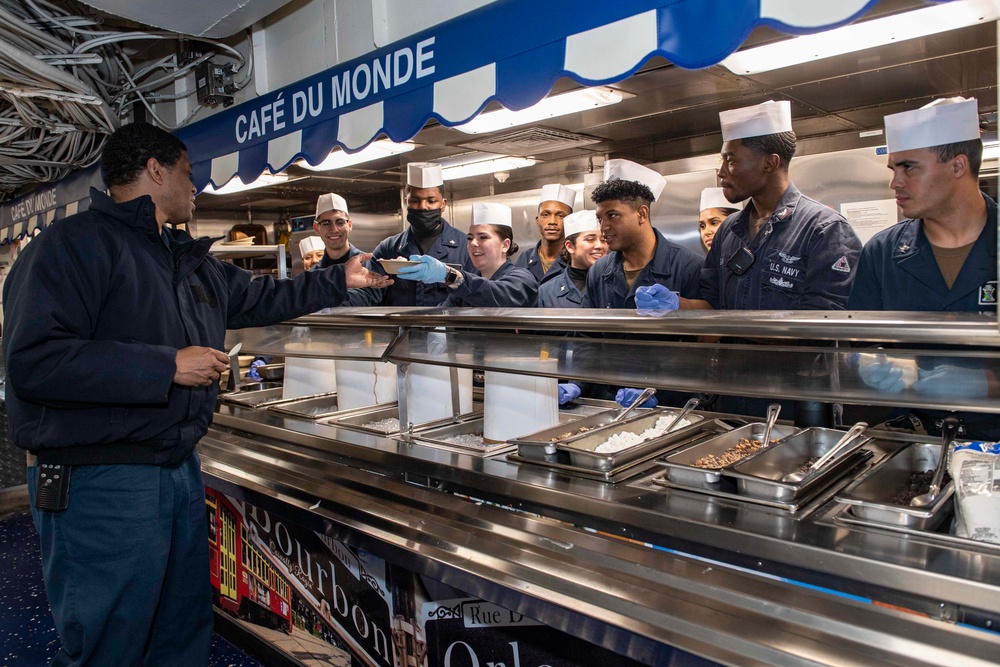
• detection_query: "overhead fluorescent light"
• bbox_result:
[454,86,628,134]
[721,0,999,75]
[297,140,417,171]
[441,156,536,180]
[202,172,289,195]
[983,143,1000,161]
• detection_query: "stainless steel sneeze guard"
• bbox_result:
[209,310,1000,666]
[226,311,1000,414]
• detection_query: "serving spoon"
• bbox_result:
[782,421,868,484]
[663,397,700,433]
[758,403,781,451]
[910,417,959,507]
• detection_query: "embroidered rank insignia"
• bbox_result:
[898,243,910,253]
[980,281,997,305]
[831,256,851,273]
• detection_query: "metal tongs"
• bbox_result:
[612,387,656,423]
[782,421,868,484]
[911,417,960,507]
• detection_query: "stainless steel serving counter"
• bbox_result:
[205,311,1000,666]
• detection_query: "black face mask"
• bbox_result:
[407,208,443,238]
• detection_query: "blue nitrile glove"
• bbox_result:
[615,387,658,409]
[558,383,582,405]
[635,284,679,316]
[396,254,448,283]
[248,358,266,381]
[854,353,918,394]
[912,365,989,399]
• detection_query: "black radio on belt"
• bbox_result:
[35,464,71,512]
[726,246,755,275]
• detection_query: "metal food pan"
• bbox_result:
[562,410,707,472]
[267,393,340,420]
[659,423,799,485]
[412,418,492,451]
[835,442,954,530]
[257,363,284,380]
[728,428,872,502]
[510,408,636,454]
[329,404,402,434]
[219,385,286,408]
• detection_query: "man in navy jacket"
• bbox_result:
[849,97,999,439]
[2,122,389,666]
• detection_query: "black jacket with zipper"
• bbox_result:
[3,188,348,466]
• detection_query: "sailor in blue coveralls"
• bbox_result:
[582,159,704,408]
[686,100,863,421]
[514,183,577,283]
[698,186,742,254]
[538,209,607,308]
[397,202,538,307]
[537,209,608,404]
[347,161,474,306]
[310,192,364,270]
[849,97,999,439]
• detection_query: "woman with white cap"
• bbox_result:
[698,187,742,253]
[397,202,538,307]
[538,209,606,308]
[298,235,326,271]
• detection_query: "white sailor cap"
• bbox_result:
[539,183,576,209]
[563,210,599,238]
[700,187,743,213]
[884,97,980,153]
[719,100,793,142]
[298,235,325,256]
[315,193,349,217]
[472,202,512,227]
[602,159,666,201]
[407,162,444,188]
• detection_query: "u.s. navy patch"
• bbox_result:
[979,281,997,305]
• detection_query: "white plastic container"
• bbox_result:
[335,360,398,410]
[282,343,337,400]
[406,364,473,425]
[483,370,558,443]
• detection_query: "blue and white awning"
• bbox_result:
[175,0,882,192]
[0,163,104,244]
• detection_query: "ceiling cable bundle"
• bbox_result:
[0,0,252,200]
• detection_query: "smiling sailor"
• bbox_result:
[399,202,538,307]
[515,183,577,282]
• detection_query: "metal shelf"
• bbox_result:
[209,243,287,279]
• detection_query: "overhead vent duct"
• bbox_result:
[455,127,603,157]
[76,0,297,37]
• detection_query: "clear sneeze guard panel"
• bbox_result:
[389,330,1000,414]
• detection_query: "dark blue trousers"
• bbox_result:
[27,452,213,666]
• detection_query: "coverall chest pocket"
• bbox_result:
[760,248,806,309]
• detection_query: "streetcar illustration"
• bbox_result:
[206,489,292,633]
